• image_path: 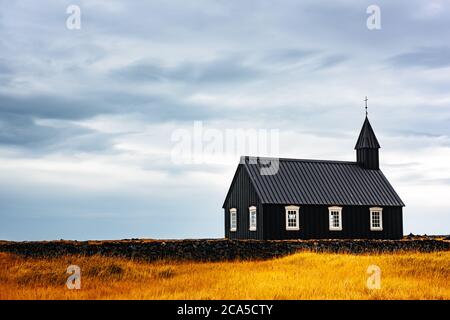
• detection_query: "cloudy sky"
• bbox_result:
[0,0,449,240]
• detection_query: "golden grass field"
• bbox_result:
[0,251,449,300]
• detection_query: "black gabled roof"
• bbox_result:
[237,156,404,207]
[355,117,380,149]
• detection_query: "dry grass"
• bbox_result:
[0,251,449,300]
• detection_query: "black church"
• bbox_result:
[223,114,405,240]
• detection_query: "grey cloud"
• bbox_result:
[0,60,12,75]
[100,92,219,122]
[112,63,166,82]
[397,173,450,186]
[0,92,217,123]
[111,58,261,84]
[0,91,219,153]
[384,162,421,169]
[315,54,348,70]
[0,113,65,147]
[0,94,106,120]
[259,48,317,65]
[0,112,116,154]
[49,131,118,154]
[388,47,450,69]
[388,128,450,146]
[393,130,446,139]
[0,59,13,86]
[111,49,348,89]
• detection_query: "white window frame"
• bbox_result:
[249,206,257,231]
[370,207,383,231]
[230,208,237,232]
[285,205,300,231]
[328,206,343,231]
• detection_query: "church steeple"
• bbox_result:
[355,116,380,149]
[355,99,380,169]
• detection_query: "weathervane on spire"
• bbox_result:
[364,96,368,117]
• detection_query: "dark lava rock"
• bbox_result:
[0,238,448,262]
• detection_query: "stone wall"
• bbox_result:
[0,238,449,261]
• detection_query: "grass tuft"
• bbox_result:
[155,267,176,279]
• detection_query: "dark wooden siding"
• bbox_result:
[223,165,263,240]
[357,149,379,170]
[263,204,403,240]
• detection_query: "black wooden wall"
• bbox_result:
[357,149,379,170]
[223,165,264,240]
[263,204,403,240]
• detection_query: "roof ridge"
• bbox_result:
[241,155,357,165]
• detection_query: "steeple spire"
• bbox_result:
[355,117,380,149]
[355,103,380,170]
